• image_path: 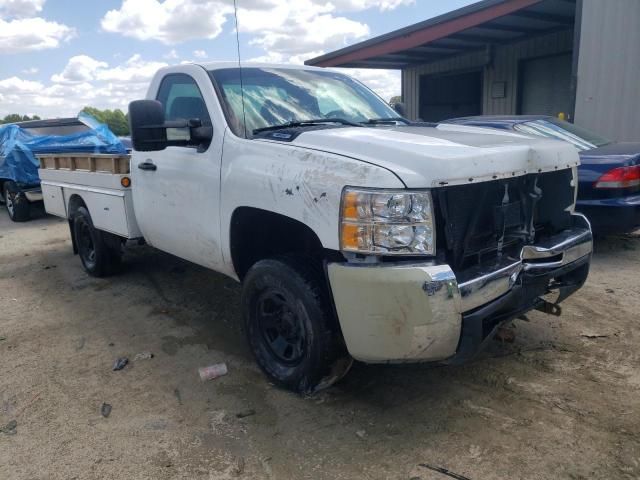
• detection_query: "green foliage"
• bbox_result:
[0,114,41,124]
[389,95,402,105]
[81,107,130,136]
[0,108,130,136]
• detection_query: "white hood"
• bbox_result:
[286,124,580,188]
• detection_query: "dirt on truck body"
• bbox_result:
[1,214,639,480]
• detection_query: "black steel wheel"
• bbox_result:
[256,287,306,366]
[3,181,30,222]
[73,206,121,277]
[242,255,352,394]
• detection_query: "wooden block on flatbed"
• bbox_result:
[37,154,130,174]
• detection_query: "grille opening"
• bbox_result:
[435,169,574,274]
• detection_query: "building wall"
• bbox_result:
[402,30,574,121]
[574,0,640,142]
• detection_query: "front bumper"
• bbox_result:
[327,214,593,363]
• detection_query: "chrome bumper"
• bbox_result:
[458,214,592,312]
[328,214,592,363]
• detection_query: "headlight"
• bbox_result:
[340,188,435,255]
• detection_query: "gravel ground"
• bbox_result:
[1,208,639,480]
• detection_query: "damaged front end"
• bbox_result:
[328,169,592,364]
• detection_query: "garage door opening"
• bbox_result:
[419,70,483,122]
[518,53,573,117]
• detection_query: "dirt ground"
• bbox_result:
[1,208,639,480]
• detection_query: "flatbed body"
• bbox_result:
[38,153,141,238]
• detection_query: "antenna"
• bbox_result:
[233,0,248,138]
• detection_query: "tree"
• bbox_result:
[81,107,130,136]
[389,96,402,105]
[0,114,41,124]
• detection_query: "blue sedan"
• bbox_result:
[443,116,640,234]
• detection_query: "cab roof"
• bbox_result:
[197,61,328,72]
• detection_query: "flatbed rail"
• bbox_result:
[38,153,130,174]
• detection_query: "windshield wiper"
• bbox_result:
[360,117,408,125]
[253,118,362,135]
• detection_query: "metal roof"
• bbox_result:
[306,0,576,69]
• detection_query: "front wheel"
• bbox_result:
[73,206,121,277]
[241,255,352,394]
[3,181,30,222]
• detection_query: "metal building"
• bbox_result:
[306,0,640,142]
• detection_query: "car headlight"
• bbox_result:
[340,188,435,255]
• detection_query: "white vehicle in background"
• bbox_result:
[39,62,592,393]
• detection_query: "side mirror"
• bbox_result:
[129,100,168,152]
[128,99,213,152]
[392,102,407,117]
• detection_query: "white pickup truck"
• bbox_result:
[39,62,592,393]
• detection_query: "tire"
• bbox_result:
[73,206,121,277]
[242,255,353,394]
[3,181,30,222]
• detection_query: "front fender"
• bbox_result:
[219,130,404,270]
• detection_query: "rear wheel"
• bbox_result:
[3,181,30,222]
[73,206,121,277]
[242,255,352,394]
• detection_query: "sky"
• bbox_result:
[0,0,476,118]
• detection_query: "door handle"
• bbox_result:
[137,161,157,171]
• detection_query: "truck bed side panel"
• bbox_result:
[39,168,141,239]
[41,184,67,217]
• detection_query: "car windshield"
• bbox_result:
[514,118,611,151]
[209,67,400,137]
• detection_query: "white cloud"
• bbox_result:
[0,0,45,18]
[0,16,75,53]
[22,67,38,74]
[0,0,75,54]
[51,55,109,84]
[100,0,411,59]
[193,49,207,59]
[101,0,234,45]
[238,2,370,57]
[164,48,179,59]
[0,54,168,118]
[0,76,43,93]
[96,54,168,83]
[328,0,413,11]
[335,68,401,103]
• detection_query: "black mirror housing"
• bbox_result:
[129,100,214,152]
[129,100,168,152]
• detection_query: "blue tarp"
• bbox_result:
[0,112,127,186]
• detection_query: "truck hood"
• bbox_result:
[287,124,580,188]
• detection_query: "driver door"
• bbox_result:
[132,72,224,270]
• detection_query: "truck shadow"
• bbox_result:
[115,243,554,410]
[119,244,251,360]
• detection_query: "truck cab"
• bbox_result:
[39,62,592,394]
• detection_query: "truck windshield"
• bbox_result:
[209,67,400,138]
[514,118,611,151]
